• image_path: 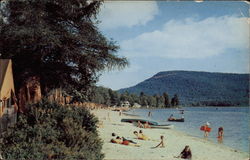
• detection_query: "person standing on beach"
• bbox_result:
[217,127,224,143]
[148,111,152,117]
[203,122,211,138]
[153,135,165,148]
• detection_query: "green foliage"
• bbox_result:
[171,94,179,107]
[163,92,170,107]
[119,71,249,106]
[88,86,116,105]
[0,0,128,94]
[139,92,148,107]
[86,86,175,108]
[0,100,103,160]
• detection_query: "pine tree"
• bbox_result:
[0,0,128,96]
[171,94,179,107]
[163,92,170,108]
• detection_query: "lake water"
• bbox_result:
[127,107,249,152]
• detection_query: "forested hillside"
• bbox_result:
[118,71,249,106]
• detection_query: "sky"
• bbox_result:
[96,1,249,90]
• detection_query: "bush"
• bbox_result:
[0,100,104,160]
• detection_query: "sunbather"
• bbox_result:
[112,133,137,144]
[133,130,150,140]
[110,136,140,147]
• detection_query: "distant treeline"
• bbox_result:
[85,85,248,107]
[86,86,180,108]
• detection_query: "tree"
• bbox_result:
[0,0,128,97]
[163,92,170,108]
[171,94,179,107]
[153,94,163,108]
[130,93,139,106]
[147,95,156,107]
[108,89,119,106]
[139,92,148,107]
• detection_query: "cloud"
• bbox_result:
[97,1,159,29]
[121,16,249,59]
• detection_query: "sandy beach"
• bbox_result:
[92,109,249,160]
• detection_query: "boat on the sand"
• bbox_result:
[149,124,174,129]
[131,121,174,129]
[122,112,140,117]
[121,118,174,129]
[121,118,158,125]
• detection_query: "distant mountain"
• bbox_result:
[118,71,249,106]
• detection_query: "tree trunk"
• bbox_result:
[18,76,42,112]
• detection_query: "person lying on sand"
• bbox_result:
[133,130,150,140]
[152,135,165,148]
[110,136,123,144]
[110,136,140,147]
[111,133,137,144]
[144,121,151,128]
[174,145,192,160]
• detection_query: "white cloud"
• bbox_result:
[97,1,159,29]
[121,16,249,59]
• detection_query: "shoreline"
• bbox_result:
[92,109,249,160]
[129,106,249,153]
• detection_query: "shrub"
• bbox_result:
[0,100,104,160]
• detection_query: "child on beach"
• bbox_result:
[175,145,192,160]
[201,122,211,138]
[153,135,165,148]
[217,127,224,143]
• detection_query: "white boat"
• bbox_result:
[150,124,174,129]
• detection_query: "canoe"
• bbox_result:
[168,118,185,122]
[121,118,174,129]
[121,118,158,125]
[131,121,174,129]
[150,124,174,129]
[122,112,140,117]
